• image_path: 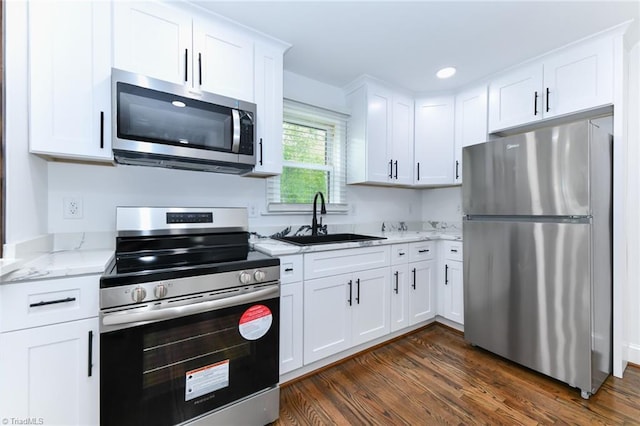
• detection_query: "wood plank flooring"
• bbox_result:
[275,324,640,425]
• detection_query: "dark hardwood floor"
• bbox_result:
[275,324,640,425]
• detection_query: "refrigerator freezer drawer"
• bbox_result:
[463,218,611,394]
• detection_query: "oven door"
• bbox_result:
[100,288,279,426]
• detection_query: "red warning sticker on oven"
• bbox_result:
[185,359,229,402]
[239,304,272,340]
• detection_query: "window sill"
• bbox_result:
[266,203,349,215]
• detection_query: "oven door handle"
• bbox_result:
[102,286,278,327]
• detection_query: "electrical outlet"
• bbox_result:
[248,203,259,218]
[63,197,83,219]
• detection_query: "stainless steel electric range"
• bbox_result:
[100,207,280,426]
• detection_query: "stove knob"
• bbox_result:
[154,284,168,299]
[254,270,266,282]
[239,271,252,285]
[131,287,147,303]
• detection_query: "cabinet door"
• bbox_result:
[409,260,437,325]
[488,63,543,132]
[352,268,390,346]
[366,85,394,183]
[280,281,303,375]
[247,41,284,176]
[543,36,613,119]
[29,0,112,161]
[390,264,410,332]
[194,20,254,101]
[414,96,455,185]
[113,1,192,85]
[303,274,352,364]
[0,318,99,425]
[391,94,414,184]
[444,261,464,324]
[454,86,488,184]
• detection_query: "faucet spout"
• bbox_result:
[312,191,326,236]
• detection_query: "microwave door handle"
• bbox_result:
[231,109,241,153]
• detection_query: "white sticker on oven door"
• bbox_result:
[185,360,229,402]
[239,304,273,340]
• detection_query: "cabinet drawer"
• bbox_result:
[304,246,391,280]
[409,241,435,262]
[279,254,303,285]
[443,241,463,261]
[390,244,409,265]
[0,275,99,332]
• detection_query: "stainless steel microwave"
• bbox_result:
[111,68,256,174]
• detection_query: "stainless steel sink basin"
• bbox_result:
[273,233,386,246]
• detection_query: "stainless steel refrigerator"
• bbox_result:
[462,119,612,399]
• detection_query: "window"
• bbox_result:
[267,99,348,212]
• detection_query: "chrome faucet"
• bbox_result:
[311,191,327,236]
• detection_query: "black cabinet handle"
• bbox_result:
[29,297,76,308]
[356,278,360,304]
[546,87,550,112]
[259,138,263,165]
[394,160,398,179]
[87,330,94,377]
[184,48,188,82]
[100,111,104,149]
[198,53,202,86]
[445,265,449,285]
[455,160,459,180]
[418,249,429,253]
[389,160,393,178]
[417,162,420,181]
[534,91,539,116]
[284,267,293,272]
[412,267,416,289]
[394,271,399,294]
[398,252,405,257]
[348,280,353,306]
[451,249,458,253]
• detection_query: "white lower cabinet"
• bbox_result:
[408,259,437,324]
[0,318,99,425]
[440,241,464,325]
[303,266,390,365]
[279,255,303,375]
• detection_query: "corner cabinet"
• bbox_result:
[113,1,254,101]
[28,0,112,162]
[347,80,414,185]
[413,96,455,185]
[0,275,100,425]
[488,34,614,133]
[453,85,488,184]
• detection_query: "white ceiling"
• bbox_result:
[193,1,640,93]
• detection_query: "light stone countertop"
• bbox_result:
[251,231,462,257]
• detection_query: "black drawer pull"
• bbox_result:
[418,249,429,253]
[450,249,458,253]
[284,267,294,272]
[398,252,406,256]
[29,297,76,308]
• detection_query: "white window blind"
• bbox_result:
[267,99,348,213]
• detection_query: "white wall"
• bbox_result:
[47,71,422,235]
[421,187,462,222]
[4,1,48,245]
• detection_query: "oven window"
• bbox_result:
[117,82,233,151]
[101,297,279,426]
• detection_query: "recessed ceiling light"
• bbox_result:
[436,67,457,79]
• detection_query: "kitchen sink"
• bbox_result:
[273,233,386,246]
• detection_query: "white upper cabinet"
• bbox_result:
[453,85,488,183]
[28,0,112,161]
[347,80,414,185]
[489,34,614,133]
[414,96,455,185]
[245,40,286,177]
[114,1,254,101]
